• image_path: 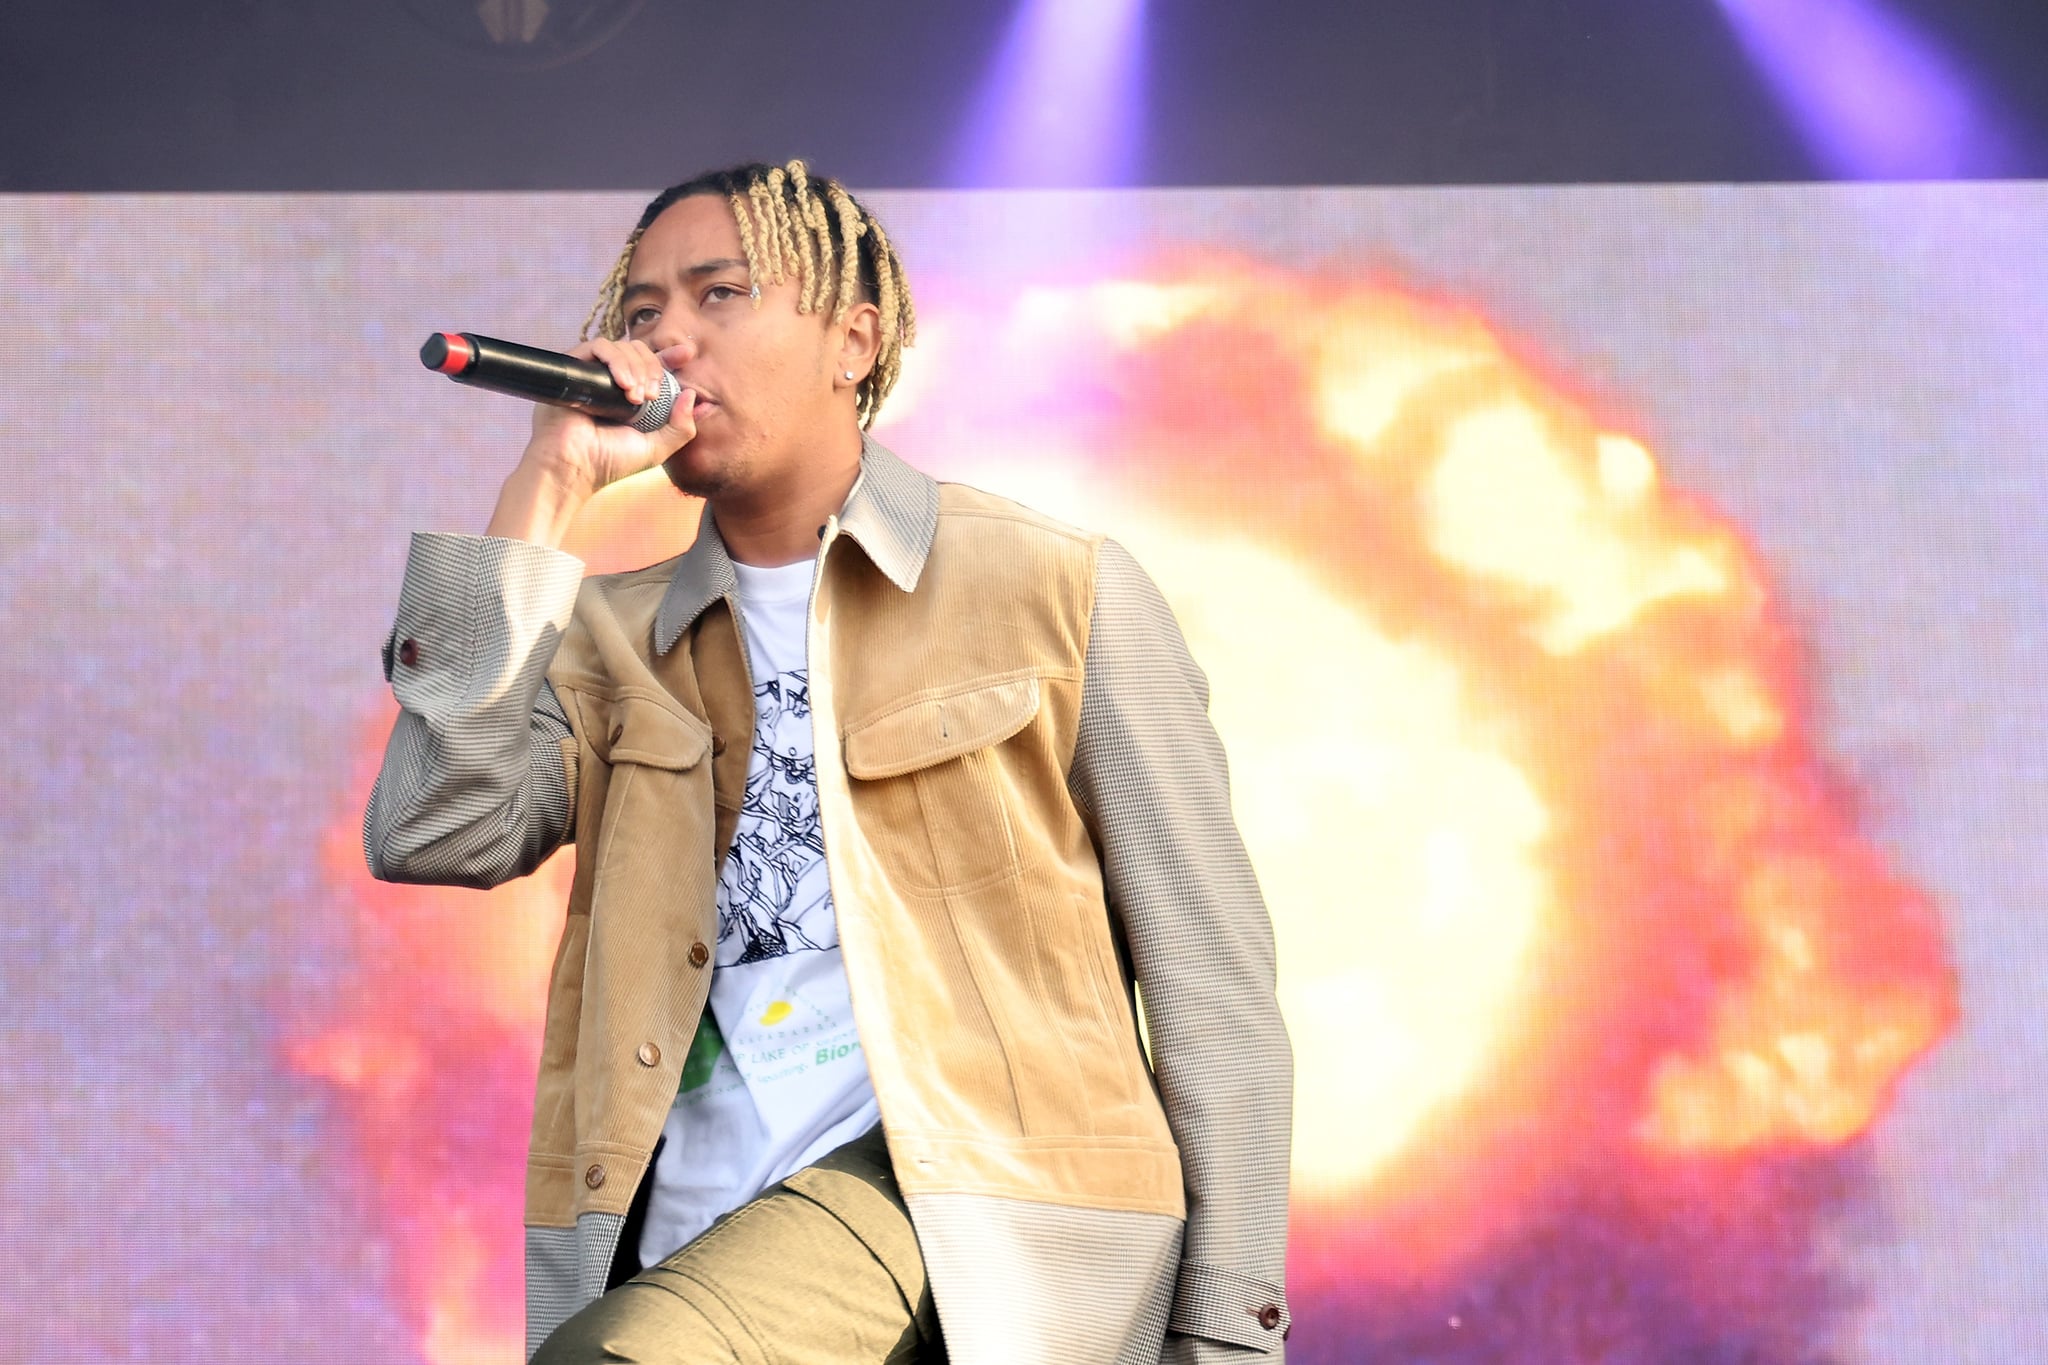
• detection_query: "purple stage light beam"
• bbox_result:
[1715,0,2011,178]
[953,0,1148,187]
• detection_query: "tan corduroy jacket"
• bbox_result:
[367,440,1293,1363]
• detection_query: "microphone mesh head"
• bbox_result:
[631,370,680,433]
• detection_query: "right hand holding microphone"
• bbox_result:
[522,336,698,495]
[430,331,700,547]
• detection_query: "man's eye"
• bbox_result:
[627,307,659,328]
[704,284,744,303]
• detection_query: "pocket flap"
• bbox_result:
[605,694,710,771]
[843,675,1041,780]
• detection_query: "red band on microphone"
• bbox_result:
[429,332,474,375]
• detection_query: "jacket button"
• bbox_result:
[637,1042,661,1067]
[1257,1305,1282,1331]
[711,735,727,756]
[397,638,420,668]
[584,1163,606,1190]
[688,941,710,968]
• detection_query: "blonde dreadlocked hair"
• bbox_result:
[581,159,917,429]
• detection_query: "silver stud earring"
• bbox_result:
[843,371,856,381]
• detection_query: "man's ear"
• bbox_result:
[836,300,882,383]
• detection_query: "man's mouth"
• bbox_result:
[668,378,716,420]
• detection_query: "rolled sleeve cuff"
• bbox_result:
[1168,1260,1291,1351]
[382,532,584,695]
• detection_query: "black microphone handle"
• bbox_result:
[420,332,679,432]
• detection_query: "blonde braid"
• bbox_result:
[766,165,808,303]
[869,217,901,352]
[827,185,865,324]
[749,180,786,286]
[785,160,823,314]
[805,191,836,316]
[726,190,763,307]
[865,225,899,426]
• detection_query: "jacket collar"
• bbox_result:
[652,432,939,655]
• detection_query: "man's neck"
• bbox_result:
[710,428,863,568]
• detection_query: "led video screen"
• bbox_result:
[1,182,2040,1363]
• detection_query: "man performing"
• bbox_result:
[365,159,1292,1364]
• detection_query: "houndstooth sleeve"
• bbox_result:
[363,532,585,889]
[1068,538,1294,1360]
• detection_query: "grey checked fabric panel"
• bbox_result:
[905,1193,1181,1365]
[1164,1263,1291,1355]
[1069,538,1294,1359]
[524,1213,625,1359]
[364,532,584,888]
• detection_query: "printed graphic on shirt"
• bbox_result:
[639,567,879,1268]
[680,960,868,1137]
[678,1010,726,1096]
[716,668,835,966]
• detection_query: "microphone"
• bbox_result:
[419,332,680,433]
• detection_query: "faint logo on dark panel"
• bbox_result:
[399,0,647,69]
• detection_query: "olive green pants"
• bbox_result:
[532,1127,944,1365]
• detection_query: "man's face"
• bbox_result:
[619,193,845,500]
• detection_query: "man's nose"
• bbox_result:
[649,328,699,369]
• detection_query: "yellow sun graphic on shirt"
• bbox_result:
[759,1001,793,1027]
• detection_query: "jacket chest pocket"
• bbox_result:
[841,674,1042,893]
[598,692,712,772]
[584,692,716,907]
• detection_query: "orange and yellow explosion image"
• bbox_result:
[300,249,1956,1363]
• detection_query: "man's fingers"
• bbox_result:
[632,341,669,405]
[581,337,660,404]
[669,388,698,439]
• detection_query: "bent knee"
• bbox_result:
[531,1281,740,1365]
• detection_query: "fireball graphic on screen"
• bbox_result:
[298,250,1955,1364]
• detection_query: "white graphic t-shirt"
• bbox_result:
[637,556,880,1266]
